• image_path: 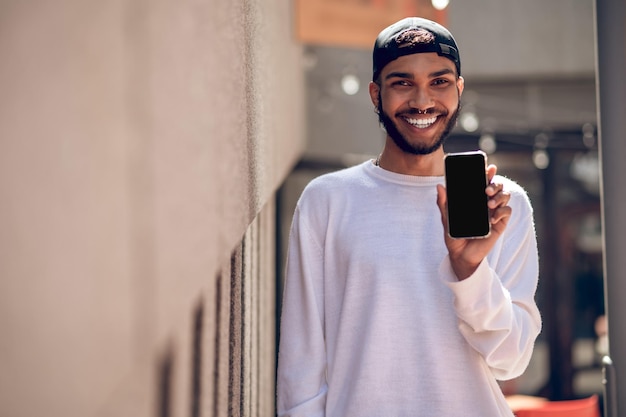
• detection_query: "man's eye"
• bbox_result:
[392,80,410,86]
[432,79,450,86]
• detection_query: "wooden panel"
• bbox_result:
[295,0,447,49]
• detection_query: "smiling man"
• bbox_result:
[277,17,541,417]
[372,22,462,160]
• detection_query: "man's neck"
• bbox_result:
[377,144,445,176]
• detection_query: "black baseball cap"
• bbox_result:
[372,17,461,81]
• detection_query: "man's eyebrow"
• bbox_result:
[384,68,456,81]
[430,68,455,78]
[384,71,414,80]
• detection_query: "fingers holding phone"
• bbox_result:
[486,181,512,235]
[437,152,512,279]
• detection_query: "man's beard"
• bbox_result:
[377,95,460,156]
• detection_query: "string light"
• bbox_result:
[533,132,550,169]
[341,74,360,96]
[533,149,550,169]
[582,122,596,148]
[460,110,479,132]
[432,0,449,10]
[479,132,497,154]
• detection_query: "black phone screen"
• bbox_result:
[444,151,491,239]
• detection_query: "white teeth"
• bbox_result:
[405,116,437,128]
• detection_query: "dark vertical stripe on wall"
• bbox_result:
[240,238,247,417]
[229,249,243,417]
[274,188,284,403]
[256,215,263,415]
[213,273,222,417]
[254,226,258,417]
[157,349,173,417]
[250,221,259,417]
[244,221,254,416]
[190,300,203,417]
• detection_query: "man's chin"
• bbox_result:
[389,132,445,156]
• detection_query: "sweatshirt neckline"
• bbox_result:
[363,159,444,186]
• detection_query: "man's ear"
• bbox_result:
[456,76,465,97]
[369,81,380,108]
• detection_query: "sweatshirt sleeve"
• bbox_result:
[276,205,328,417]
[439,186,542,381]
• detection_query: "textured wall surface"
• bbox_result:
[0,0,304,416]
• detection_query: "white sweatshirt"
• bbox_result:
[277,160,542,417]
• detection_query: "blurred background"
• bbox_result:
[0,0,608,416]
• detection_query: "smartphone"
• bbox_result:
[444,151,491,239]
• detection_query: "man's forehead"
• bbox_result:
[381,52,457,77]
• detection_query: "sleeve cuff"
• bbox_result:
[439,256,496,303]
[439,255,512,318]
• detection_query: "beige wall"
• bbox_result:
[0,0,304,416]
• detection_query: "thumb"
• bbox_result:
[486,164,497,183]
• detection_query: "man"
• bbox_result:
[277,17,541,417]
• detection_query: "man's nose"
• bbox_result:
[408,88,434,111]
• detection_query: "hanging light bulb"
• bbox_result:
[341,74,360,96]
[460,111,479,132]
[533,149,550,169]
[582,122,596,148]
[479,133,497,154]
[533,132,550,169]
[432,0,449,10]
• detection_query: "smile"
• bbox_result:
[404,116,438,129]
